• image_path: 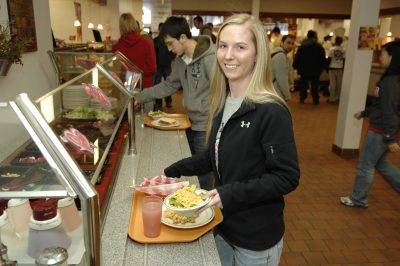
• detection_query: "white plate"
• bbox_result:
[151,119,180,128]
[161,206,214,229]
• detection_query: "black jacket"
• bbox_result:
[293,39,326,77]
[154,35,175,70]
[165,101,300,250]
[363,75,400,143]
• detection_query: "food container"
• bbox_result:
[27,200,71,258]
[7,198,32,235]
[11,151,46,166]
[58,197,82,232]
[0,200,15,245]
[0,199,8,213]
[35,247,68,266]
[163,188,212,217]
[0,165,34,185]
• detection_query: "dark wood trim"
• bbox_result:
[172,10,244,17]
[259,12,350,20]
[172,10,350,19]
[332,144,359,159]
[380,7,400,16]
[173,8,400,19]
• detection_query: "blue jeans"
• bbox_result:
[185,128,214,190]
[350,131,400,205]
[215,234,283,266]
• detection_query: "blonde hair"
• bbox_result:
[207,13,287,139]
[119,13,138,36]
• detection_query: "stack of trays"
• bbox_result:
[62,85,90,110]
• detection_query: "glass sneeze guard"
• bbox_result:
[33,55,141,184]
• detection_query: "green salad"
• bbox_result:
[65,107,115,121]
[148,110,166,119]
[65,107,97,119]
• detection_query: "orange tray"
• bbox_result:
[144,113,191,131]
[128,192,223,244]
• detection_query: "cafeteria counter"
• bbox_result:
[100,113,221,265]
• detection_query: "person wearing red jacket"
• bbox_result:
[112,13,156,88]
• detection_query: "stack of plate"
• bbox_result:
[89,97,118,110]
[62,85,90,110]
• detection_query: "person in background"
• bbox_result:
[112,13,156,88]
[205,22,217,43]
[134,16,215,190]
[194,15,213,36]
[327,36,345,103]
[153,23,176,110]
[340,41,400,208]
[270,34,296,101]
[164,13,299,266]
[293,30,326,105]
[282,35,296,92]
[323,35,332,57]
[268,26,281,51]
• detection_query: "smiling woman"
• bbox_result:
[217,24,257,97]
[164,13,299,266]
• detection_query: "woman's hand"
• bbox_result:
[354,111,363,120]
[205,189,223,209]
[388,142,400,153]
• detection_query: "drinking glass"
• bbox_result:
[141,196,162,238]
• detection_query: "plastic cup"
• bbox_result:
[58,197,82,232]
[141,196,162,238]
[7,198,32,235]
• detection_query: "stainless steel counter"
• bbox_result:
[101,114,221,266]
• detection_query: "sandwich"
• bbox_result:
[158,117,177,126]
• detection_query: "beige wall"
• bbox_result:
[49,0,120,42]
[0,0,58,161]
[0,0,57,101]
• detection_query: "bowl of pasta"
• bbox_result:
[163,185,212,216]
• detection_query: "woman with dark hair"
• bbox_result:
[112,13,156,88]
[341,40,400,207]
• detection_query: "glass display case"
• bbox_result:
[48,50,114,84]
[0,94,99,265]
[0,54,142,265]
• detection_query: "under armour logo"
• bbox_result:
[241,121,250,128]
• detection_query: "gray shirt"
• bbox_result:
[215,96,243,171]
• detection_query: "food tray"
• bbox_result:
[128,191,223,244]
[0,165,35,185]
[144,113,191,131]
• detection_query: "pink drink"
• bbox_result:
[142,196,162,238]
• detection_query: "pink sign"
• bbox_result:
[83,83,112,109]
[60,128,95,154]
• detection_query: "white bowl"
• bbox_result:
[163,189,212,216]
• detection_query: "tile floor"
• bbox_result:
[165,90,400,265]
